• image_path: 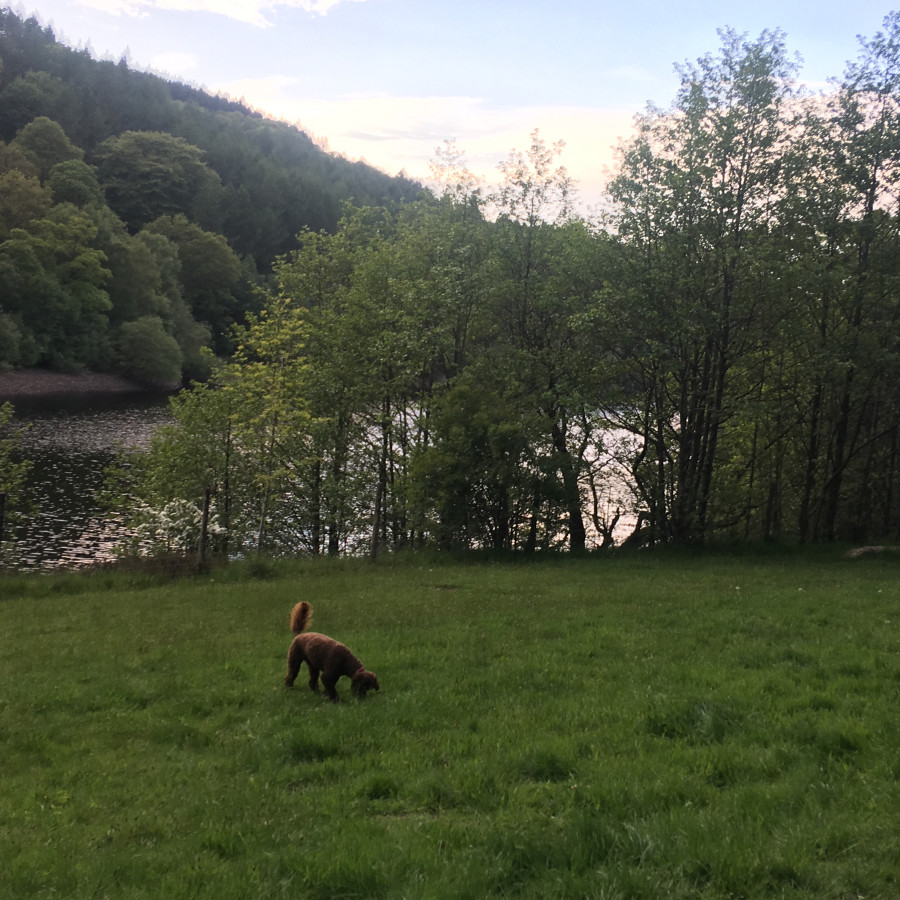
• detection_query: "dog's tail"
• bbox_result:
[289,601,311,634]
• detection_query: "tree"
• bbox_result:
[429,137,484,209]
[48,158,103,208]
[10,116,82,181]
[0,311,24,367]
[0,402,31,561]
[0,71,68,139]
[271,198,496,556]
[0,139,40,178]
[0,169,51,239]
[93,131,222,233]
[115,315,183,388]
[408,376,539,551]
[606,29,797,543]
[487,131,600,552]
[1,207,112,368]
[227,292,314,554]
[144,214,243,350]
[272,223,373,555]
[116,380,239,559]
[782,13,900,542]
[0,231,59,365]
[117,297,314,559]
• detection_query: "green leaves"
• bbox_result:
[10,116,83,181]
[606,29,799,543]
[94,131,222,234]
[116,316,183,389]
[0,401,32,554]
[122,295,315,557]
[144,214,244,350]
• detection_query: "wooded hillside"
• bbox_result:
[0,8,422,382]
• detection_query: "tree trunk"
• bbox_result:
[551,419,586,553]
[310,460,322,555]
[369,397,390,562]
[198,487,211,568]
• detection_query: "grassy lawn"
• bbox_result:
[1,550,898,898]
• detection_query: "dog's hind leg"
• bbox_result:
[307,667,321,693]
[284,646,303,687]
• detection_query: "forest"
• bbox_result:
[4,9,900,552]
[0,7,422,382]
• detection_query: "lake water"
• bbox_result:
[6,392,173,570]
[3,393,638,569]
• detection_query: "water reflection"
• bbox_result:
[7,393,173,570]
[5,392,640,568]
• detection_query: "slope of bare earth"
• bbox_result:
[0,369,147,400]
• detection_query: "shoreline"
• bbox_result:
[0,369,149,401]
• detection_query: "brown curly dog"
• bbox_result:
[284,601,380,701]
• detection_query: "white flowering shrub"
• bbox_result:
[125,498,225,557]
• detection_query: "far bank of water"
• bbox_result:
[6,391,173,570]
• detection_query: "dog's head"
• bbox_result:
[351,669,380,698]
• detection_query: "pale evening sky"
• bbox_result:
[17,0,897,208]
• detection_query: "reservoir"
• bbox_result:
[5,389,172,570]
[3,379,638,568]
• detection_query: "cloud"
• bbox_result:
[219,77,638,207]
[73,0,365,27]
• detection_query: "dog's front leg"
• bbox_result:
[322,674,340,702]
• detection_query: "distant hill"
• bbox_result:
[0,8,424,266]
[0,7,425,380]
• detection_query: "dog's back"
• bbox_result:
[294,632,360,672]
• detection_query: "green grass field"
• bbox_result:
[1,550,899,898]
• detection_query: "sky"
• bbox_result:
[16,0,898,209]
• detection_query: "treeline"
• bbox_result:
[8,11,900,552]
[0,8,422,380]
[10,13,900,554]
[122,14,900,553]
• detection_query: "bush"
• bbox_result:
[115,315,182,388]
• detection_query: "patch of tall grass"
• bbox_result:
[2,550,898,897]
